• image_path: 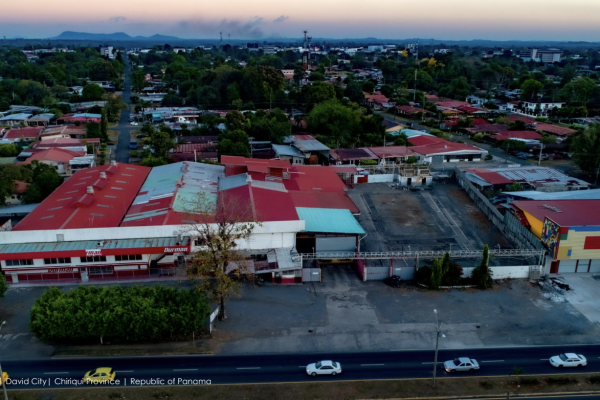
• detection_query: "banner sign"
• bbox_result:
[86,249,102,257]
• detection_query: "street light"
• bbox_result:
[0,321,7,400]
[432,310,445,388]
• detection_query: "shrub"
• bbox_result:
[359,159,378,165]
[520,377,540,386]
[479,381,494,389]
[546,376,577,385]
[130,150,138,157]
[588,375,600,384]
[30,286,210,343]
[414,266,432,287]
[485,154,493,161]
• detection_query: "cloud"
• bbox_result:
[273,15,289,23]
[108,16,126,23]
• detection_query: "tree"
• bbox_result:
[438,77,472,100]
[100,108,108,140]
[218,130,251,158]
[471,244,492,289]
[520,79,544,99]
[86,121,102,139]
[186,192,257,320]
[561,77,598,106]
[362,80,375,93]
[301,81,336,112]
[81,84,105,101]
[344,81,365,103]
[150,131,175,158]
[540,135,557,145]
[0,272,7,299]
[306,100,358,148]
[570,123,600,177]
[430,258,443,290]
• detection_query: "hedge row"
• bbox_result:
[30,285,210,342]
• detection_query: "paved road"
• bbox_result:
[3,344,600,389]
[114,51,136,163]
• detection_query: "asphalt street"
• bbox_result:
[3,345,600,389]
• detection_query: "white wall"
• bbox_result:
[462,265,537,279]
[0,220,305,251]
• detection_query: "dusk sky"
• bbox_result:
[2,0,600,41]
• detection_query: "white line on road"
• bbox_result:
[481,360,504,363]
[173,369,198,372]
[237,367,261,370]
[44,372,69,375]
[115,370,134,373]
[361,364,385,366]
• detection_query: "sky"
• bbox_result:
[2,0,600,41]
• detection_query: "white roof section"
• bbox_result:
[490,166,589,187]
[272,144,305,158]
[503,189,600,200]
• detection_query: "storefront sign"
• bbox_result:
[48,267,77,273]
[163,247,189,253]
[86,249,102,257]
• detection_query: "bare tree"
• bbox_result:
[183,191,258,321]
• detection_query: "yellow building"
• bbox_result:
[513,200,600,274]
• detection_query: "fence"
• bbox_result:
[454,167,544,250]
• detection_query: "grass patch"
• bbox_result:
[545,376,578,385]
[479,381,494,389]
[519,377,540,386]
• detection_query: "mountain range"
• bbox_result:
[49,31,181,41]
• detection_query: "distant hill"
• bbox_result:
[49,31,181,41]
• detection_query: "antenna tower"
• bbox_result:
[220,32,222,44]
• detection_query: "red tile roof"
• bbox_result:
[456,105,483,113]
[14,180,29,194]
[534,123,577,136]
[14,163,151,231]
[512,200,600,227]
[22,148,85,163]
[472,118,490,125]
[3,127,43,139]
[396,105,429,114]
[505,115,536,124]
[435,100,470,108]
[493,131,542,141]
[408,135,484,155]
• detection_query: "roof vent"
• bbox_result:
[176,179,182,186]
[246,174,252,182]
[111,160,117,167]
[87,186,94,195]
[99,172,107,180]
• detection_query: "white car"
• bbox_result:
[131,122,138,126]
[549,353,587,368]
[306,360,342,376]
[444,357,480,372]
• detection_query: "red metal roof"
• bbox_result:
[368,146,417,158]
[463,168,513,185]
[472,118,490,125]
[512,200,600,227]
[505,115,536,124]
[14,163,151,231]
[408,136,484,155]
[290,191,359,213]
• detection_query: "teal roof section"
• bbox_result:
[296,207,365,235]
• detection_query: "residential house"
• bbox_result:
[283,135,331,164]
[19,148,95,176]
[1,127,42,143]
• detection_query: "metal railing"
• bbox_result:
[301,249,543,260]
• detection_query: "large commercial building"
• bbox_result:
[0,158,364,285]
[511,200,600,274]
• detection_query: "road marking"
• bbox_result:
[173,369,198,372]
[481,360,504,363]
[361,364,385,366]
[237,367,261,370]
[115,370,134,373]
[44,372,69,375]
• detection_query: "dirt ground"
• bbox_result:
[5,373,600,400]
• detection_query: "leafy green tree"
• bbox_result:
[81,83,105,101]
[218,129,251,158]
[570,123,600,177]
[306,100,358,148]
[499,139,526,153]
[0,272,7,298]
[430,258,443,290]
[100,108,108,139]
[150,131,175,158]
[0,144,23,157]
[362,80,375,93]
[301,81,336,112]
[141,156,169,167]
[520,79,544,99]
[86,121,102,139]
[471,244,491,289]
[561,77,598,106]
[438,77,472,100]
[344,81,365,103]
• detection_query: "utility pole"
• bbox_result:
[432,309,445,388]
[413,41,419,102]
[537,142,544,166]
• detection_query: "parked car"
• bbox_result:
[444,357,480,372]
[549,353,587,368]
[517,153,528,160]
[306,360,342,376]
[83,368,116,384]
